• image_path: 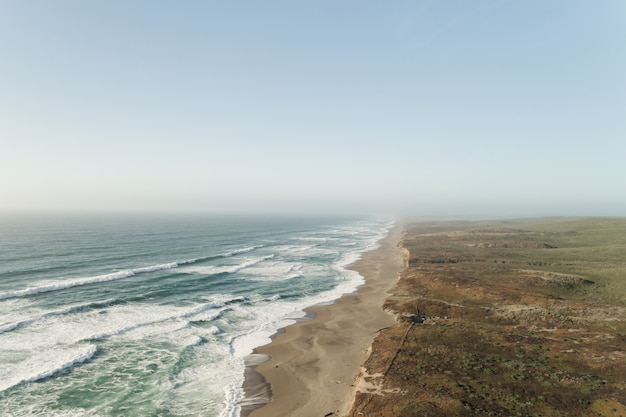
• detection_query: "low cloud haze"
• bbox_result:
[2,1,625,218]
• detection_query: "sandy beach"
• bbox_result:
[242,223,405,417]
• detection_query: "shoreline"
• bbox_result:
[241,223,405,417]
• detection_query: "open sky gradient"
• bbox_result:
[1,1,625,217]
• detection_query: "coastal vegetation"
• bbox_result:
[349,217,626,417]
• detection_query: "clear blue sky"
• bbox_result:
[1,1,625,217]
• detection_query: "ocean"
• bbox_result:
[0,214,392,417]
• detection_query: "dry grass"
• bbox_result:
[348,217,626,417]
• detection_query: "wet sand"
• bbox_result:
[243,223,405,417]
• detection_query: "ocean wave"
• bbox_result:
[0,246,267,302]
[0,263,179,301]
[180,301,234,319]
[222,245,263,257]
[0,299,121,335]
[244,262,304,282]
[181,255,274,276]
[291,236,339,242]
[182,245,263,264]
[0,344,98,393]
[188,307,231,325]
[0,321,22,334]
[288,244,317,252]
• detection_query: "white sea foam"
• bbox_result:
[206,326,221,335]
[116,319,193,341]
[82,302,231,341]
[0,299,237,355]
[218,377,244,417]
[228,311,303,359]
[0,344,97,393]
[157,341,246,417]
[215,306,301,417]
[0,404,98,417]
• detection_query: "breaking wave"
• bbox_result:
[0,344,98,393]
[0,244,267,303]
[0,264,178,301]
[0,298,121,335]
[181,255,275,276]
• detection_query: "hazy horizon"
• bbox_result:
[2,1,625,218]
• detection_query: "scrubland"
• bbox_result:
[349,217,626,417]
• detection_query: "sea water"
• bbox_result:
[0,214,392,417]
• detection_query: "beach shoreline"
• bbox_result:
[241,223,405,417]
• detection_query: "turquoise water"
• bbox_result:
[0,214,392,417]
